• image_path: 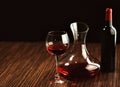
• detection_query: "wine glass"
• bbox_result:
[46,31,69,84]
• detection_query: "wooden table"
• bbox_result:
[0,42,119,87]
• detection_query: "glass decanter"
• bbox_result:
[57,22,100,81]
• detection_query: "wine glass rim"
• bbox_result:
[48,31,67,35]
[48,30,67,33]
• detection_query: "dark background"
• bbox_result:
[1,0,120,43]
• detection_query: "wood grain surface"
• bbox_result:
[0,42,119,87]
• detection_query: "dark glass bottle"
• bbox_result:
[101,8,117,72]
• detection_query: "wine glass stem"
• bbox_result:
[55,55,60,79]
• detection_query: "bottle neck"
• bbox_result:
[105,20,112,27]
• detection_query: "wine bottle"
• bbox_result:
[101,8,117,72]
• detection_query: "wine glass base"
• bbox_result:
[50,79,65,84]
[49,76,66,84]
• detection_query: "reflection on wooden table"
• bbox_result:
[0,42,119,87]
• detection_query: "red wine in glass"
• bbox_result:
[47,43,69,56]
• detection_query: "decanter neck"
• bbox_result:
[72,31,87,51]
[74,32,87,44]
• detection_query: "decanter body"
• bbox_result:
[58,22,100,81]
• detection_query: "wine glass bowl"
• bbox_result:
[46,31,69,56]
